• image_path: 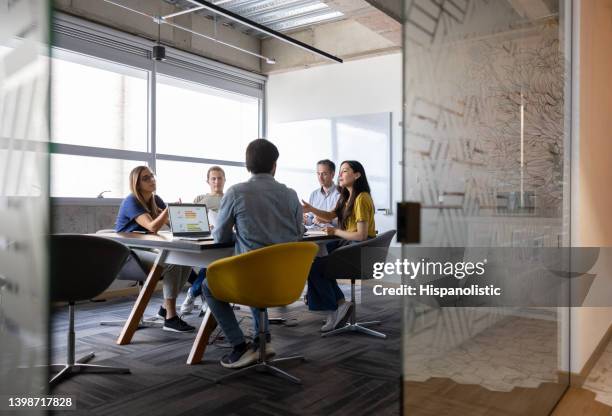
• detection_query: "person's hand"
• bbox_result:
[303,213,310,223]
[325,226,336,236]
[301,199,314,213]
[161,207,169,219]
[313,216,329,225]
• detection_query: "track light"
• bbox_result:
[152,45,166,61]
[102,0,279,65]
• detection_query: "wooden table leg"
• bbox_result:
[187,307,218,365]
[117,249,167,345]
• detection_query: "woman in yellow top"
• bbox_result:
[302,160,375,332]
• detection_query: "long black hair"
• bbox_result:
[334,160,372,229]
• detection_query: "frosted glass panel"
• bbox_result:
[402,0,571,414]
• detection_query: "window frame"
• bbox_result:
[50,13,266,202]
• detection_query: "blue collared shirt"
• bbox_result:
[213,173,304,254]
[305,183,341,226]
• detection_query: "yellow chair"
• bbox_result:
[207,241,319,384]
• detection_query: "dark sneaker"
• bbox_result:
[163,316,195,333]
[157,306,167,320]
[220,342,258,369]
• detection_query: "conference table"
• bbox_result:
[97,231,334,365]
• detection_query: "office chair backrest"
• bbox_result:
[50,234,131,302]
[207,242,319,309]
[324,230,396,280]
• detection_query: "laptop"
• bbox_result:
[167,203,214,241]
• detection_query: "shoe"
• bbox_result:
[220,342,258,369]
[261,343,276,358]
[157,306,167,320]
[321,312,335,332]
[252,338,276,358]
[163,316,195,333]
[180,291,196,314]
[332,302,353,330]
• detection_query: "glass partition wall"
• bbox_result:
[402,0,572,414]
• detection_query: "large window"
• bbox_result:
[271,113,391,210]
[52,50,148,152]
[155,160,250,203]
[50,29,262,199]
[156,75,259,160]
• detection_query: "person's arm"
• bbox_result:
[303,191,316,225]
[212,189,235,243]
[301,199,336,222]
[135,208,169,233]
[326,221,368,241]
[293,191,305,237]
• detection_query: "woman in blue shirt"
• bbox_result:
[115,166,194,333]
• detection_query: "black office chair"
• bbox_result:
[321,230,396,339]
[49,234,131,386]
[96,230,164,328]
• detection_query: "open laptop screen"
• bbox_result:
[167,203,211,236]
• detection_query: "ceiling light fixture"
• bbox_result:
[102,0,277,64]
[152,16,166,61]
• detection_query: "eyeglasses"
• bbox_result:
[140,174,156,182]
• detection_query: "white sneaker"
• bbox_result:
[180,291,195,314]
[254,341,276,358]
[332,302,353,330]
[321,313,335,332]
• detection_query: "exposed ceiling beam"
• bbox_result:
[363,0,401,23]
[184,0,343,63]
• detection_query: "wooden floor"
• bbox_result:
[552,387,612,416]
[48,287,401,416]
[404,378,567,416]
[403,377,612,416]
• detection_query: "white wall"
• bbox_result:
[266,53,402,234]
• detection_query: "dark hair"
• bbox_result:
[334,160,372,229]
[245,139,279,174]
[206,166,225,181]
[317,159,335,172]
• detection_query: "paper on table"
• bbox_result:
[208,209,218,228]
[304,229,328,237]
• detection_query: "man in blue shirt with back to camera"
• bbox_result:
[202,138,304,369]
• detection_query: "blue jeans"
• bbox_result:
[189,268,206,297]
[307,256,345,311]
[202,279,269,347]
[306,240,349,311]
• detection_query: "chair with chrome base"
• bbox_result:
[321,230,396,339]
[207,241,318,385]
[49,234,132,387]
